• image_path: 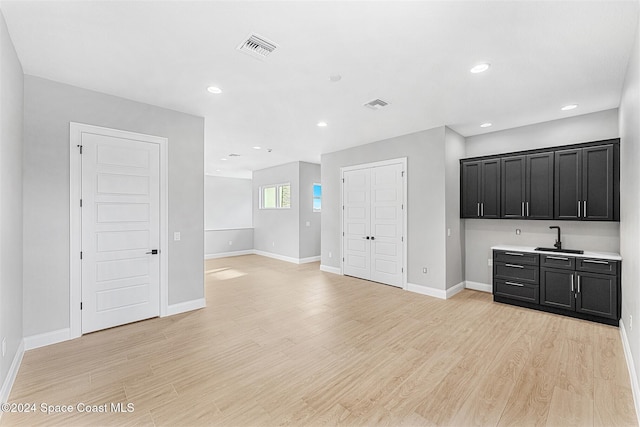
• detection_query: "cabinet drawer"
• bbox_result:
[494,279,539,304]
[576,258,618,276]
[541,254,575,270]
[494,262,539,284]
[494,250,539,266]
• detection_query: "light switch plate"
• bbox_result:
[174,232,181,241]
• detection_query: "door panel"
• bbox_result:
[343,168,371,280]
[501,155,525,218]
[582,145,613,220]
[461,162,481,217]
[481,159,501,218]
[81,133,160,334]
[555,149,581,219]
[526,152,554,219]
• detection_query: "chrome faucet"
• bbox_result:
[549,226,562,250]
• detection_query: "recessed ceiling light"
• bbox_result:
[561,104,578,111]
[480,122,492,128]
[207,86,222,94]
[470,63,490,73]
[317,122,328,127]
[329,74,342,82]
[220,158,228,161]
[216,169,221,172]
[253,146,261,150]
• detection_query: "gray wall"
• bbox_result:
[205,175,252,230]
[0,10,23,394]
[253,162,300,259]
[299,162,321,259]
[445,127,465,288]
[619,8,640,400]
[205,229,254,256]
[321,126,456,291]
[23,76,204,337]
[464,110,620,285]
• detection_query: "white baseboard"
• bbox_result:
[165,298,206,316]
[299,256,321,264]
[0,339,24,406]
[253,250,320,265]
[446,281,466,299]
[465,280,492,293]
[407,283,447,300]
[24,328,71,350]
[320,265,341,275]
[620,319,640,426]
[205,250,254,260]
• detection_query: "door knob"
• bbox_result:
[146,249,159,255]
[371,236,375,240]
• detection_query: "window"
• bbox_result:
[313,183,322,212]
[260,183,291,209]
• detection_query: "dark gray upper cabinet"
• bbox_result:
[461,139,619,221]
[554,144,614,221]
[461,159,500,218]
[501,152,554,219]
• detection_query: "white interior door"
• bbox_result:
[81,132,160,333]
[370,164,404,287]
[342,162,404,287]
[343,168,371,280]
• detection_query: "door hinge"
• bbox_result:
[80,302,83,310]
[80,199,82,207]
[402,204,404,210]
[342,206,344,210]
[342,258,344,262]
[402,267,404,273]
[77,144,83,154]
[80,251,83,259]
[342,232,344,236]
[401,171,405,177]
[342,178,345,183]
[401,236,404,242]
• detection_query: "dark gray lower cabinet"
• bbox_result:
[493,250,620,326]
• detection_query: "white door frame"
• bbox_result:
[69,123,169,339]
[340,157,408,289]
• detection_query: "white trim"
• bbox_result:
[205,227,254,232]
[320,265,342,275]
[205,250,255,260]
[24,328,71,350]
[407,283,447,300]
[340,157,408,289]
[299,256,321,264]
[620,320,640,426]
[69,123,169,338]
[164,298,206,317]
[446,281,466,299]
[465,281,493,293]
[0,340,24,406]
[254,250,310,265]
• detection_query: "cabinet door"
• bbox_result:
[526,152,554,219]
[501,155,525,218]
[461,161,481,218]
[555,148,582,220]
[582,145,614,220]
[576,272,617,319]
[540,268,575,310]
[481,159,501,218]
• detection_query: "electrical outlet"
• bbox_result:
[306,221,311,227]
[516,229,521,235]
[423,267,428,274]
[447,228,451,237]
[488,258,493,266]
[329,251,332,258]
[2,338,6,358]
[174,232,181,241]
[228,240,233,246]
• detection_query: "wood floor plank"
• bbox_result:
[1,255,636,426]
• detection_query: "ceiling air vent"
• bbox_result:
[228,153,241,157]
[237,34,278,60]
[364,99,389,110]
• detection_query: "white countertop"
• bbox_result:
[491,245,622,261]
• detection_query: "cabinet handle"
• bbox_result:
[477,203,480,217]
[505,252,524,256]
[547,255,569,261]
[505,263,524,269]
[505,281,524,287]
[584,200,587,217]
[521,202,524,217]
[578,201,581,217]
[481,203,484,217]
[582,259,609,265]
[571,274,574,292]
[526,202,529,217]
[577,275,581,293]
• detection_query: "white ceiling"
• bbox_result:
[1,1,638,178]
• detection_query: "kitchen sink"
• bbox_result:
[535,247,584,254]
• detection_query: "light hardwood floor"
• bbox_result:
[2,254,637,426]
